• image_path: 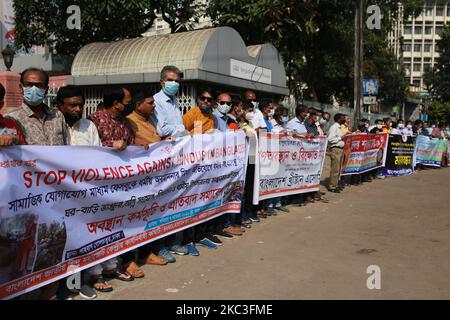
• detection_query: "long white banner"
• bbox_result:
[253,133,328,203]
[0,131,248,300]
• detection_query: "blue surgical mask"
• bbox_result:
[319,118,328,125]
[23,86,46,106]
[282,116,289,124]
[199,103,212,114]
[163,81,180,96]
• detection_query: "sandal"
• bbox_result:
[124,261,145,279]
[256,211,267,218]
[92,277,113,293]
[102,269,134,282]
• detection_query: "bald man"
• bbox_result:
[244,90,266,130]
[213,92,232,131]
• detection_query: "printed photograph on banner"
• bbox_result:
[0,213,38,283]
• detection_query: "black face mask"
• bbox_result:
[121,103,135,117]
[64,113,82,123]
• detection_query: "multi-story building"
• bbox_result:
[389,1,449,95]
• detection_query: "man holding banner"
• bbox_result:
[327,113,347,193]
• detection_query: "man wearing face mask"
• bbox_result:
[244,90,267,130]
[183,90,216,134]
[152,65,187,138]
[226,97,244,130]
[88,88,134,150]
[214,92,232,131]
[7,67,68,145]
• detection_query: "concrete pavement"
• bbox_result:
[83,167,450,300]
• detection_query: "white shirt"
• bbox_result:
[286,117,307,134]
[272,123,285,133]
[250,108,267,129]
[67,118,101,146]
[315,121,324,136]
[327,122,344,148]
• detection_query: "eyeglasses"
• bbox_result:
[219,101,232,106]
[200,96,213,102]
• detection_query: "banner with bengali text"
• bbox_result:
[340,133,388,175]
[414,135,448,167]
[253,133,328,202]
[0,131,248,300]
[381,134,415,176]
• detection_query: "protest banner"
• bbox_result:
[381,134,415,176]
[340,133,388,175]
[414,136,448,167]
[253,132,328,203]
[0,131,248,300]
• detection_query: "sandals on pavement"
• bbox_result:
[102,269,134,282]
[124,261,145,278]
[91,277,113,293]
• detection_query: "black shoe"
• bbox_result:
[214,229,234,239]
[206,233,223,246]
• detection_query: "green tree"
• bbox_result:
[159,0,206,33]
[428,100,450,123]
[208,0,424,105]
[13,0,157,56]
[424,25,450,102]
[12,0,207,57]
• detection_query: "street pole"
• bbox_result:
[354,0,363,126]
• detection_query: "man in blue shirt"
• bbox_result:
[152,65,187,138]
[286,105,309,134]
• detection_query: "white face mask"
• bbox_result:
[251,101,259,109]
[245,112,255,121]
[217,103,231,114]
[407,124,412,129]
[365,123,369,128]
[398,123,405,129]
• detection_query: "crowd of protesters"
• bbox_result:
[0,65,449,300]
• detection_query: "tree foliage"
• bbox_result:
[208,0,425,106]
[12,0,207,56]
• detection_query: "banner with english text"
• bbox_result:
[253,132,328,203]
[0,131,248,300]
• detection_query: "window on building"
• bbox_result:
[425,26,433,34]
[424,44,432,52]
[414,44,421,52]
[413,64,421,72]
[404,26,412,34]
[414,57,422,62]
[436,7,444,16]
[424,57,431,62]
[403,41,412,51]
[448,7,450,16]
[425,7,433,16]
[423,64,432,72]
[415,26,423,34]
[404,58,411,63]
[436,26,443,35]
[405,65,411,75]
[435,44,440,52]
[157,25,163,29]
[412,79,421,86]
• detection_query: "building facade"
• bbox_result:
[389,1,449,94]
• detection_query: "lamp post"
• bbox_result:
[1,46,15,71]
